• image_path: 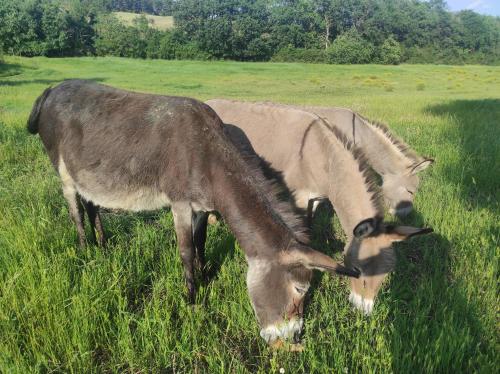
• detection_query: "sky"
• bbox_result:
[446,0,500,16]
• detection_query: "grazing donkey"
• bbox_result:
[206,99,432,315]
[27,80,359,346]
[303,106,434,216]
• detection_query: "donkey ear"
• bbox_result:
[385,226,433,242]
[353,218,376,238]
[281,246,360,278]
[410,159,434,175]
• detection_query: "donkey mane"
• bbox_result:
[246,100,421,167]
[229,137,310,244]
[356,114,422,165]
[327,123,385,219]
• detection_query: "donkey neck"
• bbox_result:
[323,127,383,239]
[210,144,302,259]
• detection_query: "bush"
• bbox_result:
[0,0,51,56]
[244,37,273,61]
[0,0,95,57]
[271,46,327,63]
[94,14,147,58]
[157,32,177,59]
[94,13,211,61]
[174,42,211,60]
[145,30,162,59]
[377,36,402,65]
[327,29,375,64]
[402,44,500,65]
[156,31,210,60]
[39,0,71,56]
[95,14,128,56]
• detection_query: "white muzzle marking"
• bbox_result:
[349,291,374,315]
[260,318,304,344]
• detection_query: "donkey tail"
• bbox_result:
[27,87,52,134]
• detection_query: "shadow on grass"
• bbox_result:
[386,210,492,371]
[0,61,107,86]
[310,200,345,254]
[305,195,493,370]
[0,77,107,86]
[303,200,345,316]
[1,78,65,86]
[0,62,24,78]
[425,99,500,213]
[97,208,236,309]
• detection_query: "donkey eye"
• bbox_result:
[406,189,415,195]
[294,286,306,294]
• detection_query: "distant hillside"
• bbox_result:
[113,11,174,31]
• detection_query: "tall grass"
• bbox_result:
[0,57,498,372]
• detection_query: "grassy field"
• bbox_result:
[114,11,174,30]
[0,56,498,372]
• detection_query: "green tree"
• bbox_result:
[94,13,137,57]
[0,0,39,56]
[377,35,402,65]
[327,28,374,64]
[1,0,499,64]
[40,1,71,56]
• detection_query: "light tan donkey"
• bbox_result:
[303,106,433,216]
[206,99,433,314]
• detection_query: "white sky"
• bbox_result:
[446,0,500,16]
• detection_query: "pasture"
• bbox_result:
[113,11,175,30]
[0,56,498,372]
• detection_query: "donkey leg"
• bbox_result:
[94,208,106,247]
[82,200,106,247]
[192,211,209,276]
[306,199,315,227]
[307,198,326,226]
[62,186,86,247]
[172,203,197,303]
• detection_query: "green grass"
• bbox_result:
[113,11,174,31]
[0,56,499,372]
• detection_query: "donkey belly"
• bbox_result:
[77,183,171,212]
[59,157,172,212]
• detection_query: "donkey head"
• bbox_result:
[383,159,434,217]
[344,218,432,314]
[247,245,360,345]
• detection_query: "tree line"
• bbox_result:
[1,0,499,64]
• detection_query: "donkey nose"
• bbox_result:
[337,265,361,278]
[395,200,413,217]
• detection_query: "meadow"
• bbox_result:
[113,11,174,31]
[0,56,498,372]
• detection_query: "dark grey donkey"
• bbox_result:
[27,80,359,347]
